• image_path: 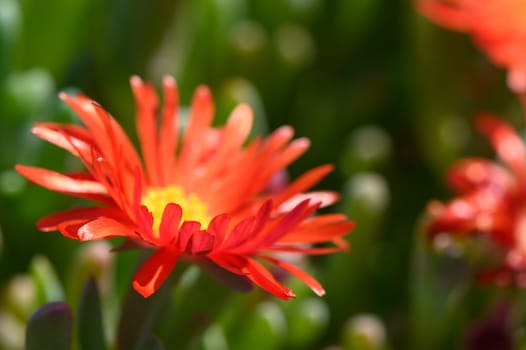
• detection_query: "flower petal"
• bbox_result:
[274,164,333,205]
[279,214,355,244]
[158,203,182,245]
[132,248,180,298]
[476,114,526,181]
[36,207,128,232]
[159,76,179,184]
[277,191,339,213]
[16,165,110,202]
[187,230,215,255]
[447,158,514,194]
[417,0,471,31]
[32,122,92,157]
[242,258,295,300]
[261,256,325,296]
[78,217,137,241]
[131,76,161,186]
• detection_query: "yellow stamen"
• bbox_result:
[141,186,211,236]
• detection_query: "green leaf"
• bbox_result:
[29,255,64,304]
[116,253,173,350]
[78,278,106,350]
[25,302,72,350]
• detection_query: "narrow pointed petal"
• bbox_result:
[274,165,333,205]
[280,216,355,244]
[261,256,325,296]
[219,200,272,250]
[476,114,526,180]
[175,86,214,186]
[132,248,180,298]
[159,76,179,184]
[184,86,214,143]
[131,76,162,186]
[242,258,295,300]
[277,191,339,213]
[36,207,128,232]
[32,122,92,157]
[78,217,137,241]
[16,165,109,202]
[223,104,253,148]
[248,199,318,250]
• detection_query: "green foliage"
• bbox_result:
[25,302,73,350]
[78,278,106,350]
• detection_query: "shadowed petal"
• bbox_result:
[132,248,180,298]
[242,258,295,300]
[261,256,325,296]
[37,207,128,231]
[447,158,514,194]
[476,115,526,180]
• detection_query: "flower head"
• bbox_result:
[16,76,354,298]
[427,110,526,286]
[417,0,526,93]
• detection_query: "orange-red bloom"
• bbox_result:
[427,111,526,286]
[16,76,354,299]
[417,0,526,93]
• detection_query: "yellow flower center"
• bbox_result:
[141,186,211,236]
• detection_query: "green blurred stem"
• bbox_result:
[116,252,184,350]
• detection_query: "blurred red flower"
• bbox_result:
[16,76,354,299]
[417,0,526,93]
[427,111,526,286]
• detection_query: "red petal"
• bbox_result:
[417,0,471,31]
[184,86,214,144]
[187,230,214,255]
[159,76,179,184]
[261,256,325,296]
[16,165,109,202]
[158,203,182,245]
[208,253,248,275]
[32,122,92,157]
[132,248,180,297]
[476,115,526,181]
[78,217,136,241]
[274,164,333,205]
[36,207,127,232]
[62,94,142,166]
[131,76,161,186]
[177,221,202,250]
[242,258,295,300]
[280,216,355,244]
[247,199,317,250]
[174,86,214,186]
[447,158,513,194]
[219,200,272,251]
[277,191,339,213]
[209,214,231,248]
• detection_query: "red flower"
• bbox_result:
[427,112,526,286]
[16,76,354,298]
[417,0,526,93]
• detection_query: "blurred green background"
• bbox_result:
[1,0,525,349]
